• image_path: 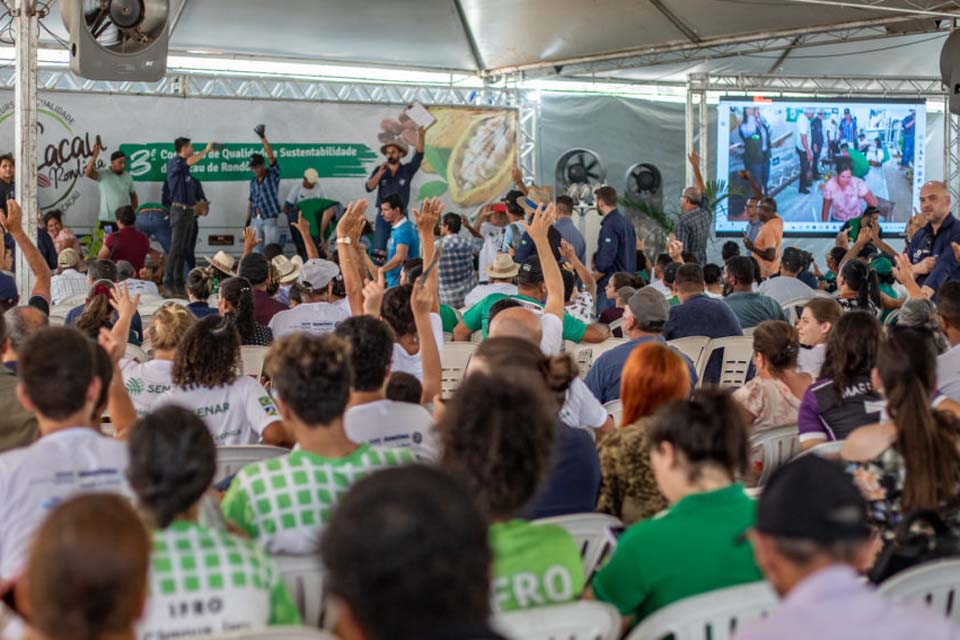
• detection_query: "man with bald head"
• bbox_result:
[904,180,960,297]
[2,306,47,374]
[488,301,614,439]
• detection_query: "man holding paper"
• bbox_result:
[365,105,430,253]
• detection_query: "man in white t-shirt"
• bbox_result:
[936,281,960,402]
[795,106,815,195]
[464,253,519,308]
[268,258,350,338]
[0,327,130,581]
[478,206,509,283]
[116,260,160,298]
[334,315,436,455]
[757,247,816,304]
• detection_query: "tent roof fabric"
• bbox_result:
[41,0,958,80]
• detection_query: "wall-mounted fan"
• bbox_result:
[61,0,170,81]
[555,148,607,206]
[624,162,663,212]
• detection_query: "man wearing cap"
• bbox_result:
[756,248,816,304]
[464,253,518,307]
[50,247,87,305]
[164,136,216,297]
[284,168,336,260]
[437,212,484,308]
[237,253,288,326]
[585,286,698,404]
[84,141,138,231]
[738,456,956,640]
[723,256,786,329]
[593,185,637,313]
[245,125,282,254]
[267,259,348,339]
[365,126,426,253]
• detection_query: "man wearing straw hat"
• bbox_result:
[364,127,427,254]
[464,253,519,308]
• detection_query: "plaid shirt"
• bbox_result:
[675,204,713,264]
[438,234,483,308]
[248,161,282,219]
[51,268,88,305]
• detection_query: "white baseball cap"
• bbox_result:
[304,168,320,185]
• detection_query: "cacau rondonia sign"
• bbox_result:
[0,92,518,241]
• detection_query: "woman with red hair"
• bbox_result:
[597,341,691,524]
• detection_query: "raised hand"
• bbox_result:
[512,166,524,186]
[414,196,442,236]
[243,226,260,252]
[952,241,960,265]
[893,252,920,290]
[337,200,369,244]
[362,269,386,317]
[97,327,125,364]
[411,270,435,314]
[254,124,267,139]
[1,199,22,235]
[559,239,575,262]
[688,150,700,167]
[521,202,558,244]
[109,282,140,321]
[292,212,312,239]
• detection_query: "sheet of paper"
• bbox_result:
[404,101,436,129]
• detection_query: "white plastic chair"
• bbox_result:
[749,425,801,487]
[440,342,477,399]
[608,317,624,334]
[214,445,288,483]
[604,399,623,427]
[494,600,622,640]
[741,326,757,337]
[273,554,328,628]
[795,440,844,461]
[697,337,755,388]
[884,308,901,327]
[781,296,813,325]
[240,345,270,378]
[574,338,628,377]
[57,293,87,307]
[125,343,149,362]
[878,559,960,622]
[532,513,624,581]
[210,627,335,640]
[49,313,66,326]
[625,581,778,640]
[470,330,484,344]
[667,336,710,369]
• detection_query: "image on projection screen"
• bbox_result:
[716,97,926,237]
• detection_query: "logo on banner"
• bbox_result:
[0,98,106,212]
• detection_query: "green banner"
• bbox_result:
[119,142,379,182]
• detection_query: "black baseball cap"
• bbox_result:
[517,255,544,286]
[110,150,125,162]
[663,262,680,286]
[753,456,870,543]
[249,153,265,168]
[781,247,805,271]
[501,190,525,216]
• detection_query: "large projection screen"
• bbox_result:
[716,97,926,237]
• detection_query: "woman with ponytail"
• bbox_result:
[75,279,140,344]
[218,276,273,346]
[733,320,811,431]
[843,327,960,541]
[464,336,601,519]
[185,267,218,318]
[836,259,881,315]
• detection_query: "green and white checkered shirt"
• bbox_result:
[221,445,414,555]
[137,521,301,638]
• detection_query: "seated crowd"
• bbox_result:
[3,163,960,640]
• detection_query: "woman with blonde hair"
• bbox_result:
[120,303,196,418]
[597,341,691,524]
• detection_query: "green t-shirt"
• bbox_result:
[724,291,786,329]
[490,519,585,613]
[221,445,414,555]
[439,303,459,334]
[96,170,135,222]
[138,521,301,637]
[591,484,761,622]
[461,293,588,342]
[667,295,680,307]
[296,197,339,238]
[846,148,870,179]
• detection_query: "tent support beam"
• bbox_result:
[767,35,802,74]
[786,0,958,19]
[169,0,191,37]
[451,0,485,73]
[648,0,701,43]
[13,0,37,298]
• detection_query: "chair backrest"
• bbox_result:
[575,338,629,377]
[781,297,813,325]
[625,581,778,640]
[532,513,624,581]
[125,343,149,363]
[494,600,622,640]
[698,337,755,388]
[604,399,623,427]
[442,331,453,343]
[749,425,801,486]
[795,440,844,461]
[58,293,87,307]
[666,336,710,370]
[273,554,328,628]
[742,326,757,337]
[470,330,484,344]
[210,627,335,640]
[609,317,624,333]
[878,559,960,622]
[240,345,271,378]
[49,313,66,326]
[214,445,288,483]
[884,308,901,327]
[440,342,478,399]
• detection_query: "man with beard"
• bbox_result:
[84,143,138,231]
[364,127,426,253]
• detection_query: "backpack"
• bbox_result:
[868,509,960,583]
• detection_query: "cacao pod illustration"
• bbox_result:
[447,112,517,206]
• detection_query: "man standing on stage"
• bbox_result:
[163,136,214,297]
[365,126,426,253]
[246,124,282,254]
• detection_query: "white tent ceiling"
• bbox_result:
[35,0,960,83]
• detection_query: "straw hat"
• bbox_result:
[271,254,304,285]
[518,184,554,216]
[380,140,409,157]
[485,253,520,279]
[205,250,237,275]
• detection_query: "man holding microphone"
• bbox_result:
[365,126,426,254]
[163,136,215,297]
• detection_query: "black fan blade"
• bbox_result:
[584,157,598,172]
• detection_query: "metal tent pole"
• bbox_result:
[13,0,38,298]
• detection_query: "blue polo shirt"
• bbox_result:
[595,209,637,287]
[65,305,144,345]
[663,295,743,384]
[584,335,698,404]
[906,213,960,295]
[554,217,587,264]
[366,151,423,209]
[165,156,198,207]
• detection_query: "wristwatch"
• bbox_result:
[336,237,352,245]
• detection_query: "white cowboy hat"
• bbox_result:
[485,253,520,279]
[205,250,237,275]
[271,254,304,285]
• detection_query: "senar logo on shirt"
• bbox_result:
[126,378,144,396]
[258,396,279,417]
[196,402,229,418]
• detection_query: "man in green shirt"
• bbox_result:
[84,142,137,228]
[722,256,785,328]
